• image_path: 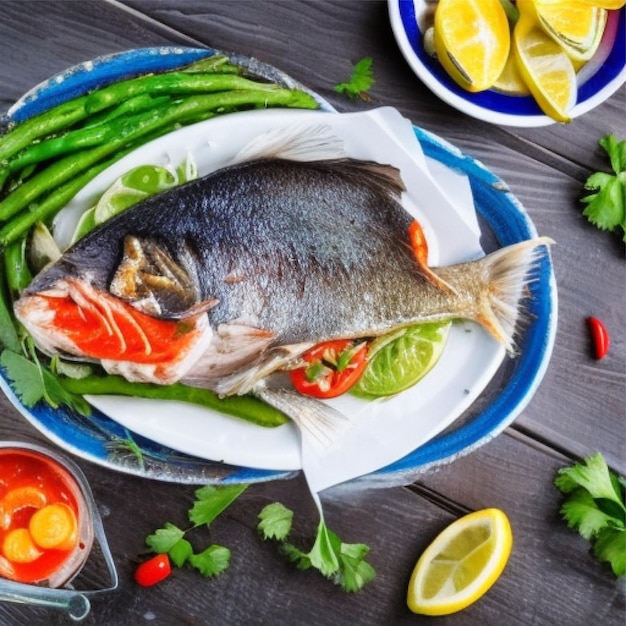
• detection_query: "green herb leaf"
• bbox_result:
[337,542,376,592]
[261,502,375,591]
[555,453,623,505]
[258,502,293,541]
[559,489,619,540]
[555,453,626,577]
[168,538,193,568]
[188,484,248,527]
[307,521,341,577]
[188,545,231,577]
[593,527,626,577]
[0,348,90,415]
[145,523,186,554]
[581,134,626,240]
[334,57,375,100]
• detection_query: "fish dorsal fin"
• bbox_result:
[233,123,346,164]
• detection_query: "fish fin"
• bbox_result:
[232,123,346,164]
[253,384,355,452]
[408,220,457,293]
[453,237,554,354]
[181,323,279,385]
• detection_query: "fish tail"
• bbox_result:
[474,237,553,353]
[438,237,554,354]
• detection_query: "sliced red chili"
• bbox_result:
[290,339,369,399]
[587,317,610,360]
[134,553,172,587]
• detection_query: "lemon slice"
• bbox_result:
[576,0,625,8]
[513,15,577,122]
[353,321,450,398]
[434,0,510,92]
[407,508,513,616]
[494,48,532,96]
[528,0,607,62]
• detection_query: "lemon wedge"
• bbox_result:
[576,0,625,8]
[528,0,607,62]
[407,508,513,616]
[494,47,532,96]
[434,0,510,92]
[513,14,577,122]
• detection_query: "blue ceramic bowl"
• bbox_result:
[389,0,626,126]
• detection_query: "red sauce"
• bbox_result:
[0,449,85,584]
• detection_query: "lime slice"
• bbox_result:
[93,164,177,224]
[353,321,451,398]
[67,155,198,246]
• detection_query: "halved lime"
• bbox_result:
[353,321,451,399]
[93,164,177,224]
[67,155,198,246]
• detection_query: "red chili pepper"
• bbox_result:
[134,553,172,587]
[587,317,610,360]
[290,339,369,399]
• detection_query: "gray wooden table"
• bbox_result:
[0,1,624,625]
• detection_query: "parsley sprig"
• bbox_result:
[581,134,626,241]
[555,453,625,577]
[140,486,374,591]
[257,502,375,592]
[334,57,375,101]
[0,346,91,416]
[144,484,247,577]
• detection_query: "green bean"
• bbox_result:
[0,87,318,221]
[179,54,241,74]
[7,103,172,172]
[80,93,171,129]
[0,157,117,246]
[0,72,298,164]
[3,239,31,299]
[0,258,20,352]
[60,375,289,428]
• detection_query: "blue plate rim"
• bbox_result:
[0,47,556,487]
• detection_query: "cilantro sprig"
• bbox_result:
[143,484,247,578]
[140,486,374,592]
[581,134,626,241]
[257,502,375,592]
[0,346,91,416]
[334,57,375,101]
[555,453,626,577]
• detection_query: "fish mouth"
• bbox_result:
[14,278,213,385]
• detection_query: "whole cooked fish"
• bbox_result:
[15,141,551,438]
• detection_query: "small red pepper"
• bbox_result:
[587,317,610,360]
[134,553,172,587]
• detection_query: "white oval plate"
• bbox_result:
[0,47,556,487]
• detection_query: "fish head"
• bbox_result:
[14,277,214,385]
